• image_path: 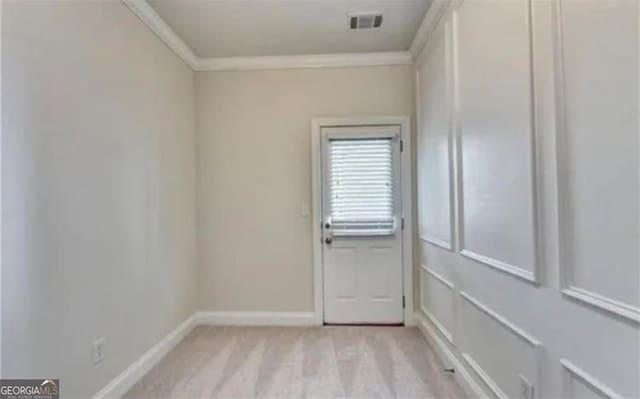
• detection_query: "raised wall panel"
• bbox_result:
[454,0,539,282]
[420,266,455,344]
[459,292,541,399]
[417,18,454,250]
[555,0,640,322]
[561,360,623,399]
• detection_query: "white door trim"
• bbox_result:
[311,116,414,326]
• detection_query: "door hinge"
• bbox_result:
[401,217,405,230]
[402,295,406,309]
[400,139,404,152]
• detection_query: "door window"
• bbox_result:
[328,137,395,235]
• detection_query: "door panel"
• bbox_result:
[321,125,403,324]
[332,247,357,300]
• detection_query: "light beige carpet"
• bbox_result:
[124,326,466,399]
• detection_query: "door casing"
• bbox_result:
[311,116,414,326]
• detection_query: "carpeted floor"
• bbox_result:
[124,326,466,398]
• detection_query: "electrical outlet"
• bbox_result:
[93,338,105,365]
[519,374,534,399]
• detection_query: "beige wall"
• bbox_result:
[2,2,196,397]
[196,66,415,312]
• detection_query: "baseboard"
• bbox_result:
[196,310,319,326]
[92,314,197,399]
[415,312,488,399]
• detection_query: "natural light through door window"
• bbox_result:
[328,138,395,235]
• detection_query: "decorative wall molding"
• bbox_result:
[459,291,543,399]
[453,0,542,285]
[459,250,537,284]
[561,287,640,324]
[459,291,541,348]
[422,236,453,251]
[560,359,623,399]
[552,0,640,325]
[122,0,414,71]
[420,265,455,344]
[422,265,455,290]
[415,10,457,252]
[196,311,318,326]
[415,313,489,399]
[93,314,198,399]
[461,353,508,399]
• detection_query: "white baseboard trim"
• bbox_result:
[196,311,319,326]
[415,312,488,399]
[92,314,197,399]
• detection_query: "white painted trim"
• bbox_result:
[121,0,198,69]
[311,116,414,326]
[92,314,198,399]
[0,0,3,379]
[196,311,318,326]
[422,237,453,251]
[410,0,452,60]
[460,250,537,284]
[461,353,509,399]
[453,0,542,285]
[419,266,456,345]
[459,291,541,348]
[421,265,454,290]
[459,292,543,399]
[561,359,623,399]
[195,52,413,72]
[451,3,464,256]
[92,311,318,397]
[311,120,324,326]
[415,313,488,399]
[422,309,454,346]
[121,0,414,71]
[552,0,640,325]
[561,286,640,324]
[415,15,457,253]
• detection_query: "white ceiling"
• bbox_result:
[147,0,432,58]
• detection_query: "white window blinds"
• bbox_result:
[328,138,395,235]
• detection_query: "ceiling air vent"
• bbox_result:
[348,12,383,30]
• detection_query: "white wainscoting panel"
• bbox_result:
[453,0,540,283]
[417,16,455,251]
[459,292,541,399]
[554,0,640,323]
[420,265,456,344]
[561,360,623,399]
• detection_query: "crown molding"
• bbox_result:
[194,52,413,71]
[122,0,199,69]
[122,0,414,71]
[409,0,453,60]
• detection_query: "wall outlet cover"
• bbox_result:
[519,374,534,399]
[93,338,105,365]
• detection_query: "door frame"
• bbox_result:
[311,116,414,326]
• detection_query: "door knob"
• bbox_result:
[325,237,333,244]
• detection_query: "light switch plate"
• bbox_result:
[300,203,310,217]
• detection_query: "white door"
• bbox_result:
[321,125,404,324]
